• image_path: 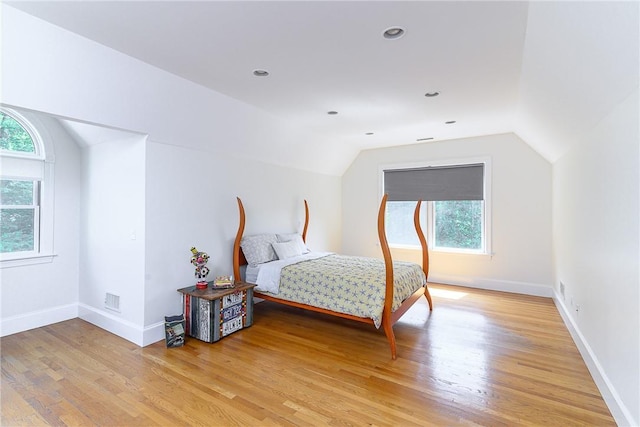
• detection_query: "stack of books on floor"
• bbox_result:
[212,275,234,289]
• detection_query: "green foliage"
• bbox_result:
[0,112,35,153]
[0,209,35,252]
[1,180,34,205]
[434,200,482,249]
[386,200,483,250]
[0,180,36,253]
[0,112,38,253]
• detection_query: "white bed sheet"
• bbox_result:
[249,251,332,294]
[245,264,259,284]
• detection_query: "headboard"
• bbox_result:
[232,197,309,282]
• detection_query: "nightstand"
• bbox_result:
[177,282,256,343]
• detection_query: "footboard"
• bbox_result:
[378,195,432,359]
[377,194,395,346]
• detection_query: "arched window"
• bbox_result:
[1,112,38,154]
[0,108,53,265]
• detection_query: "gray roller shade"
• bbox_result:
[384,164,484,201]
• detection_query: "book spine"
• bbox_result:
[197,298,210,342]
[191,296,198,339]
[184,294,191,335]
[245,288,253,327]
[213,298,221,342]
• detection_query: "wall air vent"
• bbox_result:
[105,293,121,312]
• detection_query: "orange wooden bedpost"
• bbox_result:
[302,200,309,243]
[414,200,433,310]
[378,194,397,359]
[233,197,246,284]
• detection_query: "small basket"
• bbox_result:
[164,314,186,348]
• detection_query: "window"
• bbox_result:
[382,159,490,254]
[1,180,40,253]
[0,108,53,266]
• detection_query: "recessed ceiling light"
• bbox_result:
[445,120,456,124]
[383,27,405,40]
[365,132,374,135]
[253,69,269,77]
[327,111,338,115]
[424,92,440,97]
[417,137,434,141]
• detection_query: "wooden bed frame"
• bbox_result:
[232,195,433,359]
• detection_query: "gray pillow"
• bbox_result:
[240,234,278,266]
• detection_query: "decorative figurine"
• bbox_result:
[190,247,210,289]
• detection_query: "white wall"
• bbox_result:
[144,141,342,329]
[78,134,147,342]
[0,112,81,334]
[1,5,342,346]
[342,133,553,295]
[553,88,639,426]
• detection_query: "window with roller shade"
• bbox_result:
[383,160,490,254]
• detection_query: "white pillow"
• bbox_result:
[272,240,303,260]
[276,233,309,254]
[240,234,278,266]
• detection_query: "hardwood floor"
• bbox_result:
[1,284,614,426]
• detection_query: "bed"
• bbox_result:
[232,195,433,359]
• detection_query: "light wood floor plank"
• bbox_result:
[1,284,614,426]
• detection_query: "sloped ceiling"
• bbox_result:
[6,1,639,174]
[516,1,639,161]
[58,119,147,148]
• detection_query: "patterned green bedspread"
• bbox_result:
[275,254,426,328]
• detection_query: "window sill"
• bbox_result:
[1,253,57,269]
[389,245,492,258]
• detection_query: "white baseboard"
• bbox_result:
[552,292,636,427]
[432,277,634,426]
[0,303,78,337]
[143,321,166,347]
[78,303,164,347]
[1,301,170,347]
[428,274,554,297]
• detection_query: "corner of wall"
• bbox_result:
[78,303,150,347]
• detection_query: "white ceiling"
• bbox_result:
[6,1,639,173]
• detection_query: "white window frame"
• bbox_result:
[379,156,492,256]
[1,107,56,268]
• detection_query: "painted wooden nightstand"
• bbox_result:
[177,282,256,343]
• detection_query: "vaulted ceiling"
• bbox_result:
[7,1,639,174]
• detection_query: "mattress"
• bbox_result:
[251,253,426,328]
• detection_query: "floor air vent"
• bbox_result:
[105,293,121,312]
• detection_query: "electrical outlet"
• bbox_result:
[560,281,565,299]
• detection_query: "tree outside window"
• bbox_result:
[386,200,484,252]
[383,161,489,254]
[434,200,483,250]
[0,111,41,255]
[1,112,36,153]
